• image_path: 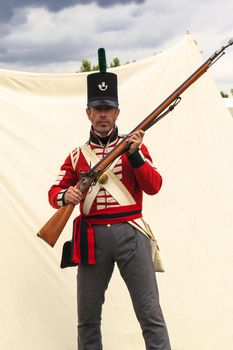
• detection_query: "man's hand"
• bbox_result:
[64,186,83,205]
[126,130,145,155]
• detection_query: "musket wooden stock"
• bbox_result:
[37,39,232,247]
[37,204,75,247]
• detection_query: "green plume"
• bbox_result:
[98,48,107,73]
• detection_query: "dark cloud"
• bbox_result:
[0,0,142,67]
[0,0,144,21]
[0,39,89,66]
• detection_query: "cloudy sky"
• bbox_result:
[0,0,232,93]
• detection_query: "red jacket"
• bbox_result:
[48,127,162,216]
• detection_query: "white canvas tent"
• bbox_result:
[1,33,233,350]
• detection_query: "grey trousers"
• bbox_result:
[77,223,171,350]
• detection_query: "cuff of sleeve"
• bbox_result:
[57,189,68,207]
[127,149,145,168]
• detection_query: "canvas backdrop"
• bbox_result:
[1,33,233,350]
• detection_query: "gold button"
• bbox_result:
[98,173,108,184]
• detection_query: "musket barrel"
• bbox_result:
[92,38,233,174]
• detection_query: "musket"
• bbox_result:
[37,38,233,247]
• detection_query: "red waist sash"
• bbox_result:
[72,206,142,265]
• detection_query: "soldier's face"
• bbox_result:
[86,106,119,137]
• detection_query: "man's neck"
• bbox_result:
[92,128,114,139]
[90,126,118,145]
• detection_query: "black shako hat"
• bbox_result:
[87,48,119,108]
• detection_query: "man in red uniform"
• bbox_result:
[48,49,171,350]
